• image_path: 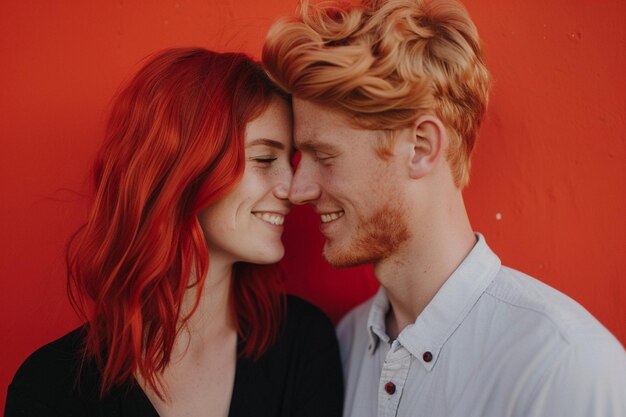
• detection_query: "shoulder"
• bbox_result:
[523,331,626,415]
[251,296,343,416]
[10,326,89,388]
[285,294,330,321]
[474,266,626,399]
[6,326,99,415]
[336,296,375,365]
[336,297,372,344]
[260,295,341,373]
[485,266,620,346]
[284,295,335,340]
[270,295,341,363]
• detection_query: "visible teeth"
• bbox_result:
[254,212,285,225]
[320,211,344,224]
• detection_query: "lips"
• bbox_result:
[320,210,344,224]
[253,212,285,225]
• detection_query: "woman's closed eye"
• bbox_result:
[251,156,278,165]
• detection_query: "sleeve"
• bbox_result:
[523,337,626,417]
[290,301,344,417]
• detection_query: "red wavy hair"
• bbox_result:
[66,48,287,397]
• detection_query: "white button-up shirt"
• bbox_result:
[337,234,626,417]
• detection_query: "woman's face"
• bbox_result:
[199,98,293,266]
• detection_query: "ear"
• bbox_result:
[408,115,447,180]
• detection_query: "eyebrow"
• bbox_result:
[246,138,285,150]
[296,139,339,154]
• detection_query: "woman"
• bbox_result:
[6,48,343,416]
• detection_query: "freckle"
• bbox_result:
[495,213,502,221]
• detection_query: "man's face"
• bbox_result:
[290,98,410,267]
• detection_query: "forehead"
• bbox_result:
[245,98,292,148]
[292,98,356,147]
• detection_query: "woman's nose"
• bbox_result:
[273,166,293,200]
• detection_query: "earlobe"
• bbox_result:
[408,115,447,180]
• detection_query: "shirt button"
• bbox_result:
[384,382,396,395]
[423,351,433,362]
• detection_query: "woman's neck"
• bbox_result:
[176,257,237,354]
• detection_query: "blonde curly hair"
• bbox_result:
[263,0,490,187]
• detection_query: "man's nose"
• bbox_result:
[288,163,321,205]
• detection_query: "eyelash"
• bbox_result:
[253,157,278,164]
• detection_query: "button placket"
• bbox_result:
[378,346,412,417]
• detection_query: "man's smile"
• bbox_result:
[320,210,345,224]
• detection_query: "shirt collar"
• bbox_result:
[366,233,501,371]
[366,286,391,353]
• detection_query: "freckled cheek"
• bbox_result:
[253,166,293,192]
[269,163,294,180]
[316,164,336,183]
[320,169,356,200]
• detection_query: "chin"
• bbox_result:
[324,205,411,268]
[248,246,284,265]
[323,241,381,268]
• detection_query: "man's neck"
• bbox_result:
[375,195,476,340]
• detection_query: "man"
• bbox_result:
[263,0,626,416]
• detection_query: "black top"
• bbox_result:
[5,296,343,417]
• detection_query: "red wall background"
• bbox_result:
[1,0,624,410]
